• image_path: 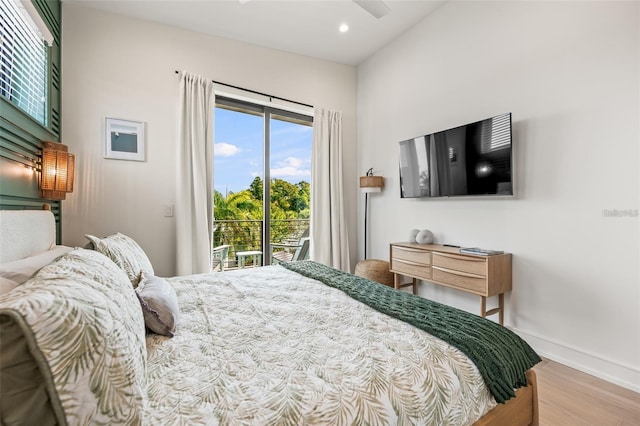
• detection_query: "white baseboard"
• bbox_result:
[511,327,640,393]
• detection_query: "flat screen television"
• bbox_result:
[399,113,513,198]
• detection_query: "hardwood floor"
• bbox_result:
[533,358,640,425]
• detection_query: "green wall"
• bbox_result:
[0,0,63,241]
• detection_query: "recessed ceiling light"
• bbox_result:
[339,23,349,33]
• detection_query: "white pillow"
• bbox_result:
[0,276,19,296]
[0,246,73,285]
[85,233,154,287]
[0,248,147,424]
[136,272,179,336]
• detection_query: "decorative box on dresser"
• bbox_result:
[389,243,512,325]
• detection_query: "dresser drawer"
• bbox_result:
[391,246,431,266]
[432,252,486,276]
[391,258,432,281]
[389,242,511,324]
[432,267,487,295]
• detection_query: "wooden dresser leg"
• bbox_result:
[499,293,505,325]
[480,296,487,318]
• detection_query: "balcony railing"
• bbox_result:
[213,219,309,269]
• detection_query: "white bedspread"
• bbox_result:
[145,265,497,425]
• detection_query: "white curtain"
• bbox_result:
[176,71,215,275]
[310,108,351,272]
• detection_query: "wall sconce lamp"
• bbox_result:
[359,168,384,259]
[40,141,75,200]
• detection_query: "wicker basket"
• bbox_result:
[354,259,394,287]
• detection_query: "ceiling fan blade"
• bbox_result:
[353,0,391,19]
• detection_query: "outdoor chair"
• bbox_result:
[211,244,230,272]
[271,237,310,264]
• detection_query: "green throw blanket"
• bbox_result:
[281,261,541,404]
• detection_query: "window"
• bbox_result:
[481,112,511,152]
[213,96,313,268]
[0,0,50,125]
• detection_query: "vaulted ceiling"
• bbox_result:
[64,0,444,65]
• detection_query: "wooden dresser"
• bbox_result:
[389,243,512,324]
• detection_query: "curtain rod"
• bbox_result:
[174,70,313,109]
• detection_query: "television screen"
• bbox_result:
[399,113,513,198]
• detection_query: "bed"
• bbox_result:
[0,210,540,425]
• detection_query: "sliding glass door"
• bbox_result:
[213,97,312,269]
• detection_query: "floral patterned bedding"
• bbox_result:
[1,248,501,425]
[0,249,147,425]
[145,265,498,425]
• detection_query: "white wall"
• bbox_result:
[357,1,639,390]
[61,4,358,276]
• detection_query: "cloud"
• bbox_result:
[214,142,239,157]
[271,157,310,178]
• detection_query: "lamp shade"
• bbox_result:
[360,175,383,193]
[66,153,75,192]
[41,141,75,200]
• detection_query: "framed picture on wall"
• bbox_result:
[105,117,145,161]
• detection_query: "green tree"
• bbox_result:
[213,189,262,253]
[214,190,261,220]
[249,176,263,201]
[213,178,310,253]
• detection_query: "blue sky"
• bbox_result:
[214,107,313,195]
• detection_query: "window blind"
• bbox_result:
[0,0,48,125]
[480,112,511,152]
